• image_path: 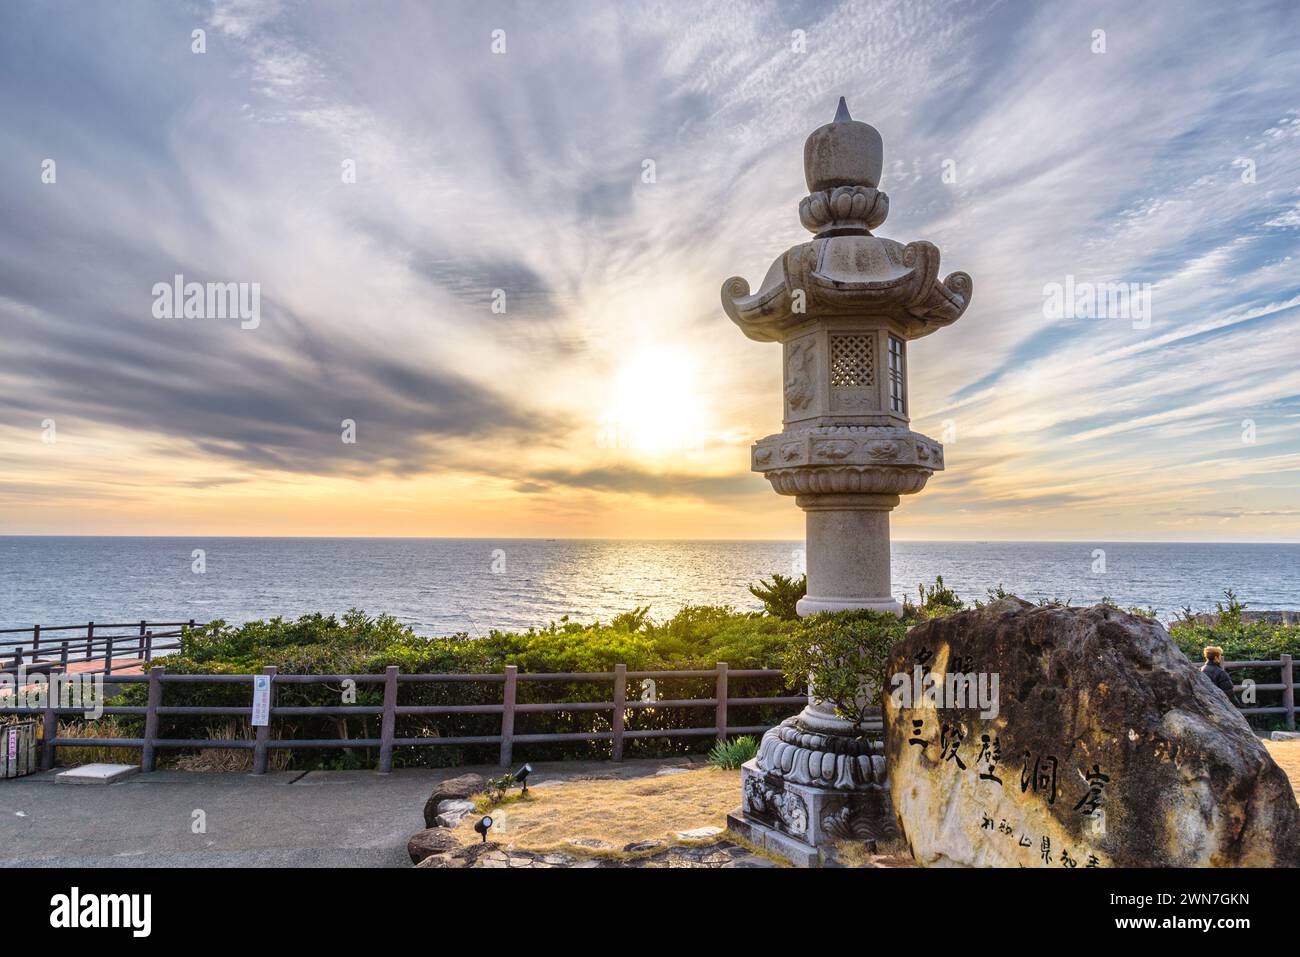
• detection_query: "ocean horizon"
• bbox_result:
[2,536,1296,634]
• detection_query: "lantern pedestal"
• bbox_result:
[720,98,972,866]
[750,424,947,616]
[727,713,893,868]
[799,493,901,616]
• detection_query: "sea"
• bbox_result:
[0,537,1295,635]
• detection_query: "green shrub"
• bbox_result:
[975,583,1012,607]
[782,609,914,729]
[1166,591,1300,662]
[483,771,520,804]
[101,584,1297,765]
[708,735,759,769]
[902,576,966,619]
[1099,596,1160,620]
[748,573,806,620]
[110,605,803,770]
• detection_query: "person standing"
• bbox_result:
[1201,646,1237,703]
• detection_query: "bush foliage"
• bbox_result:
[93,579,1299,768]
[1166,591,1300,661]
[783,609,915,728]
[748,573,806,621]
[110,604,803,770]
[708,735,759,769]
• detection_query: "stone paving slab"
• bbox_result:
[55,763,139,785]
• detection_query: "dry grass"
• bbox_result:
[55,716,140,766]
[832,838,916,868]
[457,767,913,867]
[169,720,291,772]
[459,767,742,854]
[1264,740,1300,800]
[55,716,289,772]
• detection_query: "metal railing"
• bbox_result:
[1,662,806,773]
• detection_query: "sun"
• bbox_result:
[606,347,706,455]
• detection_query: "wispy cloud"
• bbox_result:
[0,0,1297,539]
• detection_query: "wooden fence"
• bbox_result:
[1,635,1292,776]
[1226,654,1296,730]
[0,663,806,774]
[0,621,198,676]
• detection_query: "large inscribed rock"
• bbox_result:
[884,598,1300,867]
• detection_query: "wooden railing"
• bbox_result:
[4,644,1289,775]
[0,662,806,774]
[1226,655,1296,730]
[0,621,199,676]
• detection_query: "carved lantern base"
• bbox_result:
[726,713,897,867]
[753,424,944,615]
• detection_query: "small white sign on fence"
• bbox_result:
[251,674,271,727]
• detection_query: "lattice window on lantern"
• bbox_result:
[829,334,874,388]
[889,334,906,413]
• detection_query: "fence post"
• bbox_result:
[104,633,114,676]
[715,662,729,743]
[32,623,40,655]
[85,621,94,662]
[141,666,164,772]
[40,665,63,771]
[60,639,69,668]
[499,664,518,767]
[252,666,277,775]
[1284,654,1295,731]
[143,630,153,665]
[611,664,627,762]
[187,619,195,632]
[139,620,147,659]
[377,665,399,773]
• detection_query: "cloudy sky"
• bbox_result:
[2,0,1298,541]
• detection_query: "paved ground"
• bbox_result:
[0,757,708,868]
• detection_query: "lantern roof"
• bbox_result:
[722,99,972,343]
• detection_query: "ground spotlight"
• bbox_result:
[513,763,533,794]
[474,816,493,843]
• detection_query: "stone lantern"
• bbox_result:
[722,98,972,864]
